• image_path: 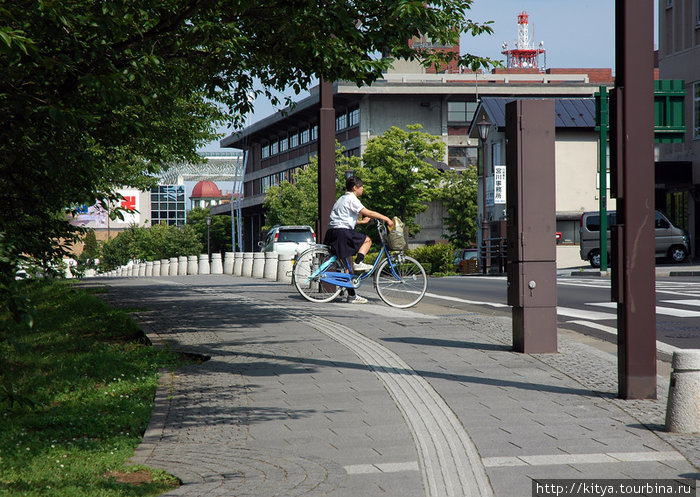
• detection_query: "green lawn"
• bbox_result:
[1,280,186,496]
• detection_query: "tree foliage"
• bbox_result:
[100,224,202,270]
[361,124,445,235]
[187,207,233,255]
[0,0,495,275]
[262,145,363,230]
[440,167,479,247]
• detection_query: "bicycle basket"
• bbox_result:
[385,217,408,251]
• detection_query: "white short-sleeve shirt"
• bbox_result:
[328,192,364,229]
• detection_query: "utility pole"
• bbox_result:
[611,0,657,399]
[317,80,335,243]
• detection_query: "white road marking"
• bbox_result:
[481,451,684,468]
[565,320,680,356]
[423,292,509,308]
[588,301,700,317]
[345,461,419,474]
[557,307,614,321]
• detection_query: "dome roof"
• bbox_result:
[190,180,222,198]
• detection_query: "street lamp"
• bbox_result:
[477,115,492,274]
[205,216,212,261]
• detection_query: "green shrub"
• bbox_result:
[406,243,455,275]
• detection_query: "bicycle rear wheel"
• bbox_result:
[293,246,344,303]
[374,255,427,308]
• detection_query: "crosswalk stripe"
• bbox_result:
[660,299,700,307]
[557,306,614,321]
[565,320,680,356]
[587,301,700,317]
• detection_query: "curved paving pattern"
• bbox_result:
[229,293,493,497]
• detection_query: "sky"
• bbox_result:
[200,0,655,152]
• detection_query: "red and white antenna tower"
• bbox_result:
[501,12,546,70]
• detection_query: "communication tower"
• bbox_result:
[501,12,546,70]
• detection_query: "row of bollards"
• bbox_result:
[101,252,295,284]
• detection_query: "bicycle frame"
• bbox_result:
[309,234,402,289]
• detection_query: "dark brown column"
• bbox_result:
[505,100,558,353]
[317,80,335,243]
[611,0,657,399]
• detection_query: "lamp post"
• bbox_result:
[205,216,211,261]
[477,115,492,274]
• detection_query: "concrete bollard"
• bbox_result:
[169,257,178,275]
[138,263,146,277]
[277,254,294,284]
[665,349,700,433]
[126,264,133,277]
[146,261,154,277]
[153,260,161,276]
[241,252,254,277]
[264,252,279,280]
[211,253,223,274]
[198,254,211,275]
[178,256,187,275]
[160,258,169,276]
[223,252,235,274]
[233,252,244,276]
[252,252,265,278]
[187,255,198,275]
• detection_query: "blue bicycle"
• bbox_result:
[292,221,427,308]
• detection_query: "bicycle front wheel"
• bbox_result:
[293,246,343,303]
[374,255,427,308]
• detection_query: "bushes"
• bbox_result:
[406,243,455,275]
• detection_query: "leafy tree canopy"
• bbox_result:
[440,166,479,247]
[361,124,445,235]
[0,0,495,274]
[187,207,232,255]
[263,144,363,230]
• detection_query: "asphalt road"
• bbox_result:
[422,275,700,351]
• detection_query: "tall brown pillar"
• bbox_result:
[611,0,657,399]
[317,80,335,244]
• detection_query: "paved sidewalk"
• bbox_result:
[91,275,699,497]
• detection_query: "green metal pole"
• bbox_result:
[598,86,609,272]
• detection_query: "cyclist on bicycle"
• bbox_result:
[324,176,394,303]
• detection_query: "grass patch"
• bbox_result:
[0,280,186,496]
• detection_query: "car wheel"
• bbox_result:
[589,250,601,268]
[668,245,688,263]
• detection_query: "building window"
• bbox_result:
[289,132,299,148]
[666,0,672,7]
[311,124,318,141]
[336,112,347,131]
[150,186,185,226]
[262,144,270,159]
[447,101,478,123]
[300,128,310,144]
[448,146,478,169]
[279,137,288,152]
[695,82,700,139]
[262,176,271,192]
[348,108,360,127]
[271,140,278,155]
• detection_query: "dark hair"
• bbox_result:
[346,176,363,191]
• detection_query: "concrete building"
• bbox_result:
[221,70,613,251]
[658,0,700,257]
[469,97,616,268]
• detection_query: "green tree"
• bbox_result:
[441,166,479,247]
[263,146,363,230]
[187,208,232,255]
[100,224,202,271]
[361,124,445,235]
[77,229,99,270]
[0,1,495,276]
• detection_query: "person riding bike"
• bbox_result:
[323,176,394,304]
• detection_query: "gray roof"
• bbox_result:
[476,97,596,130]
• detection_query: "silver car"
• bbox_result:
[259,225,316,257]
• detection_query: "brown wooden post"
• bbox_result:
[505,100,558,353]
[317,79,335,244]
[611,0,657,399]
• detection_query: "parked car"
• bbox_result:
[259,225,316,256]
[579,210,690,268]
[453,247,480,274]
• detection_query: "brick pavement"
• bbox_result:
[92,275,699,497]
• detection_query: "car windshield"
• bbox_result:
[277,230,313,243]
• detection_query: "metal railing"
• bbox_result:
[480,237,508,274]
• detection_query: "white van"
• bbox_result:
[579,210,689,268]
